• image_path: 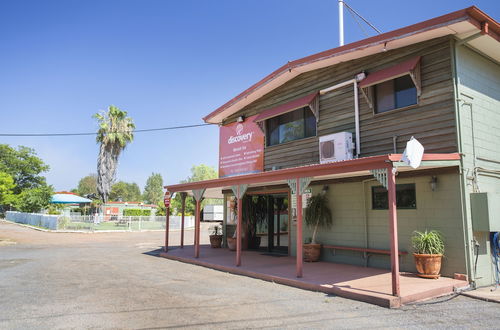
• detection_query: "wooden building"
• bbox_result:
[162,6,500,302]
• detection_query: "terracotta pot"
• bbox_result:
[209,235,222,248]
[227,237,237,251]
[413,253,443,279]
[303,243,321,262]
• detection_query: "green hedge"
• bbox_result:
[123,209,151,216]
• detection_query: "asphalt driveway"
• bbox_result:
[0,220,499,329]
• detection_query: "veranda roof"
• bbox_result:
[164,153,461,198]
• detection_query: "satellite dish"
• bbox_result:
[400,137,424,169]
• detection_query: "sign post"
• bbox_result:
[164,191,171,252]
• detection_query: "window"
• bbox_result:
[359,56,421,113]
[266,107,316,146]
[372,183,416,210]
[374,75,417,113]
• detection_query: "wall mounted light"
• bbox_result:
[355,72,366,82]
[237,116,245,123]
[321,185,329,195]
[430,176,438,191]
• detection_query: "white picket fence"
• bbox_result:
[5,211,59,230]
[5,211,194,232]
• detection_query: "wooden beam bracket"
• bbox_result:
[231,184,248,199]
[299,177,312,194]
[192,188,205,202]
[360,87,373,109]
[370,168,388,189]
[309,94,320,123]
[286,179,297,194]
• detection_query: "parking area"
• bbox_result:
[1,220,499,329]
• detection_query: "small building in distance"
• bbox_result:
[103,201,158,219]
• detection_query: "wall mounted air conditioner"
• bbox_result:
[319,132,354,164]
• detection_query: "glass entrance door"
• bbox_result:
[253,193,289,254]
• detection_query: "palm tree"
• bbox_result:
[94,106,135,203]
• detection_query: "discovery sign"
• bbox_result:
[219,115,264,178]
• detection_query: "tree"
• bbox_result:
[0,172,17,211]
[94,106,135,203]
[0,144,50,194]
[170,164,220,215]
[109,181,142,202]
[169,194,195,216]
[17,185,54,213]
[143,173,163,205]
[77,174,98,197]
[182,164,218,183]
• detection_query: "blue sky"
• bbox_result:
[0,0,498,191]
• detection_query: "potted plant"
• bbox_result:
[411,230,445,279]
[303,189,333,262]
[209,224,223,248]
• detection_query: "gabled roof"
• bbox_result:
[203,6,499,124]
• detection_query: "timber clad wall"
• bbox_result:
[225,36,457,171]
[264,136,318,171]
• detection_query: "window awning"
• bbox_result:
[359,56,421,88]
[253,92,319,123]
[359,56,421,109]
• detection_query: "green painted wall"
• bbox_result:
[290,173,466,277]
[455,44,500,286]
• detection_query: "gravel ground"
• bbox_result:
[0,220,499,329]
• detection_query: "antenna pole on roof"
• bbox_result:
[338,0,344,46]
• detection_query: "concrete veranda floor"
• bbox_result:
[2,220,499,329]
[160,245,468,308]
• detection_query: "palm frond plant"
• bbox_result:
[209,224,223,236]
[303,190,333,262]
[94,106,135,204]
[209,224,223,248]
[411,230,445,255]
[411,230,445,279]
[304,192,333,244]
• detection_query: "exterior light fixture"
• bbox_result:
[237,116,245,123]
[355,72,366,82]
[430,176,438,191]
